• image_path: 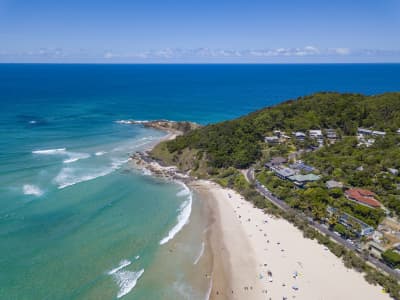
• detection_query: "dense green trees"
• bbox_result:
[165,92,400,218]
[167,92,400,169]
[382,250,400,268]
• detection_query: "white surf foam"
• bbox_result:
[63,153,90,164]
[115,269,144,298]
[33,148,91,164]
[23,184,43,196]
[107,260,144,299]
[54,168,110,189]
[116,119,150,125]
[115,120,133,124]
[32,148,66,155]
[159,182,192,245]
[95,151,107,156]
[54,158,129,189]
[108,260,132,275]
[141,168,152,176]
[176,188,191,197]
[194,241,205,265]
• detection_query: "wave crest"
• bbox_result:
[23,184,43,196]
[32,148,66,154]
[108,260,132,275]
[107,259,144,299]
[160,182,192,245]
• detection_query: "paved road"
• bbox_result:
[246,167,400,280]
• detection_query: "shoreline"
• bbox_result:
[191,180,391,300]
[129,122,392,300]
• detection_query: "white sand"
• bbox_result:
[194,180,391,300]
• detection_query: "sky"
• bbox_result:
[0,0,400,63]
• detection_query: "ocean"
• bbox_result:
[0,63,399,299]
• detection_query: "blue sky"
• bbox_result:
[1,0,399,63]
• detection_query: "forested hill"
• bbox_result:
[162,92,400,169]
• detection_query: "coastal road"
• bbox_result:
[245,168,400,281]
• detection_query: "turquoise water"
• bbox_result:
[1,64,399,299]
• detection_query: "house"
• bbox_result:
[288,174,320,186]
[345,188,381,208]
[325,129,338,140]
[367,241,386,258]
[274,167,296,179]
[326,180,343,189]
[294,131,306,140]
[372,130,386,137]
[358,128,373,135]
[267,156,287,166]
[327,206,374,237]
[357,135,375,147]
[372,230,384,244]
[358,127,386,137]
[265,136,280,144]
[289,161,315,173]
[309,129,323,139]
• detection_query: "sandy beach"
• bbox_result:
[191,180,391,300]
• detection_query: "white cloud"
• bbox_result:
[1,46,399,62]
[103,51,114,59]
[334,48,351,55]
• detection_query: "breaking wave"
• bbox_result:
[32,148,90,164]
[176,188,191,197]
[159,182,192,245]
[54,159,128,189]
[114,269,144,298]
[23,184,43,196]
[115,119,149,125]
[63,153,90,164]
[108,259,144,299]
[115,120,133,124]
[32,148,66,155]
[108,260,132,275]
[95,151,107,156]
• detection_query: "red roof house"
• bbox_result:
[345,188,381,208]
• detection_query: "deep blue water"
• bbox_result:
[0,63,399,299]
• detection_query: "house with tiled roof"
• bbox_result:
[345,188,381,209]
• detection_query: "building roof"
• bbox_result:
[265,136,279,143]
[289,162,315,173]
[345,188,381,208]
[327,206,374,234]
[358,128,373,134]
[288,174,320,183]
[294,131,306,137]
[275,167,295,178]
[358,127,386,136]
[309,129,322,136]
[326,180,343,189]
[270,156,287,165]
